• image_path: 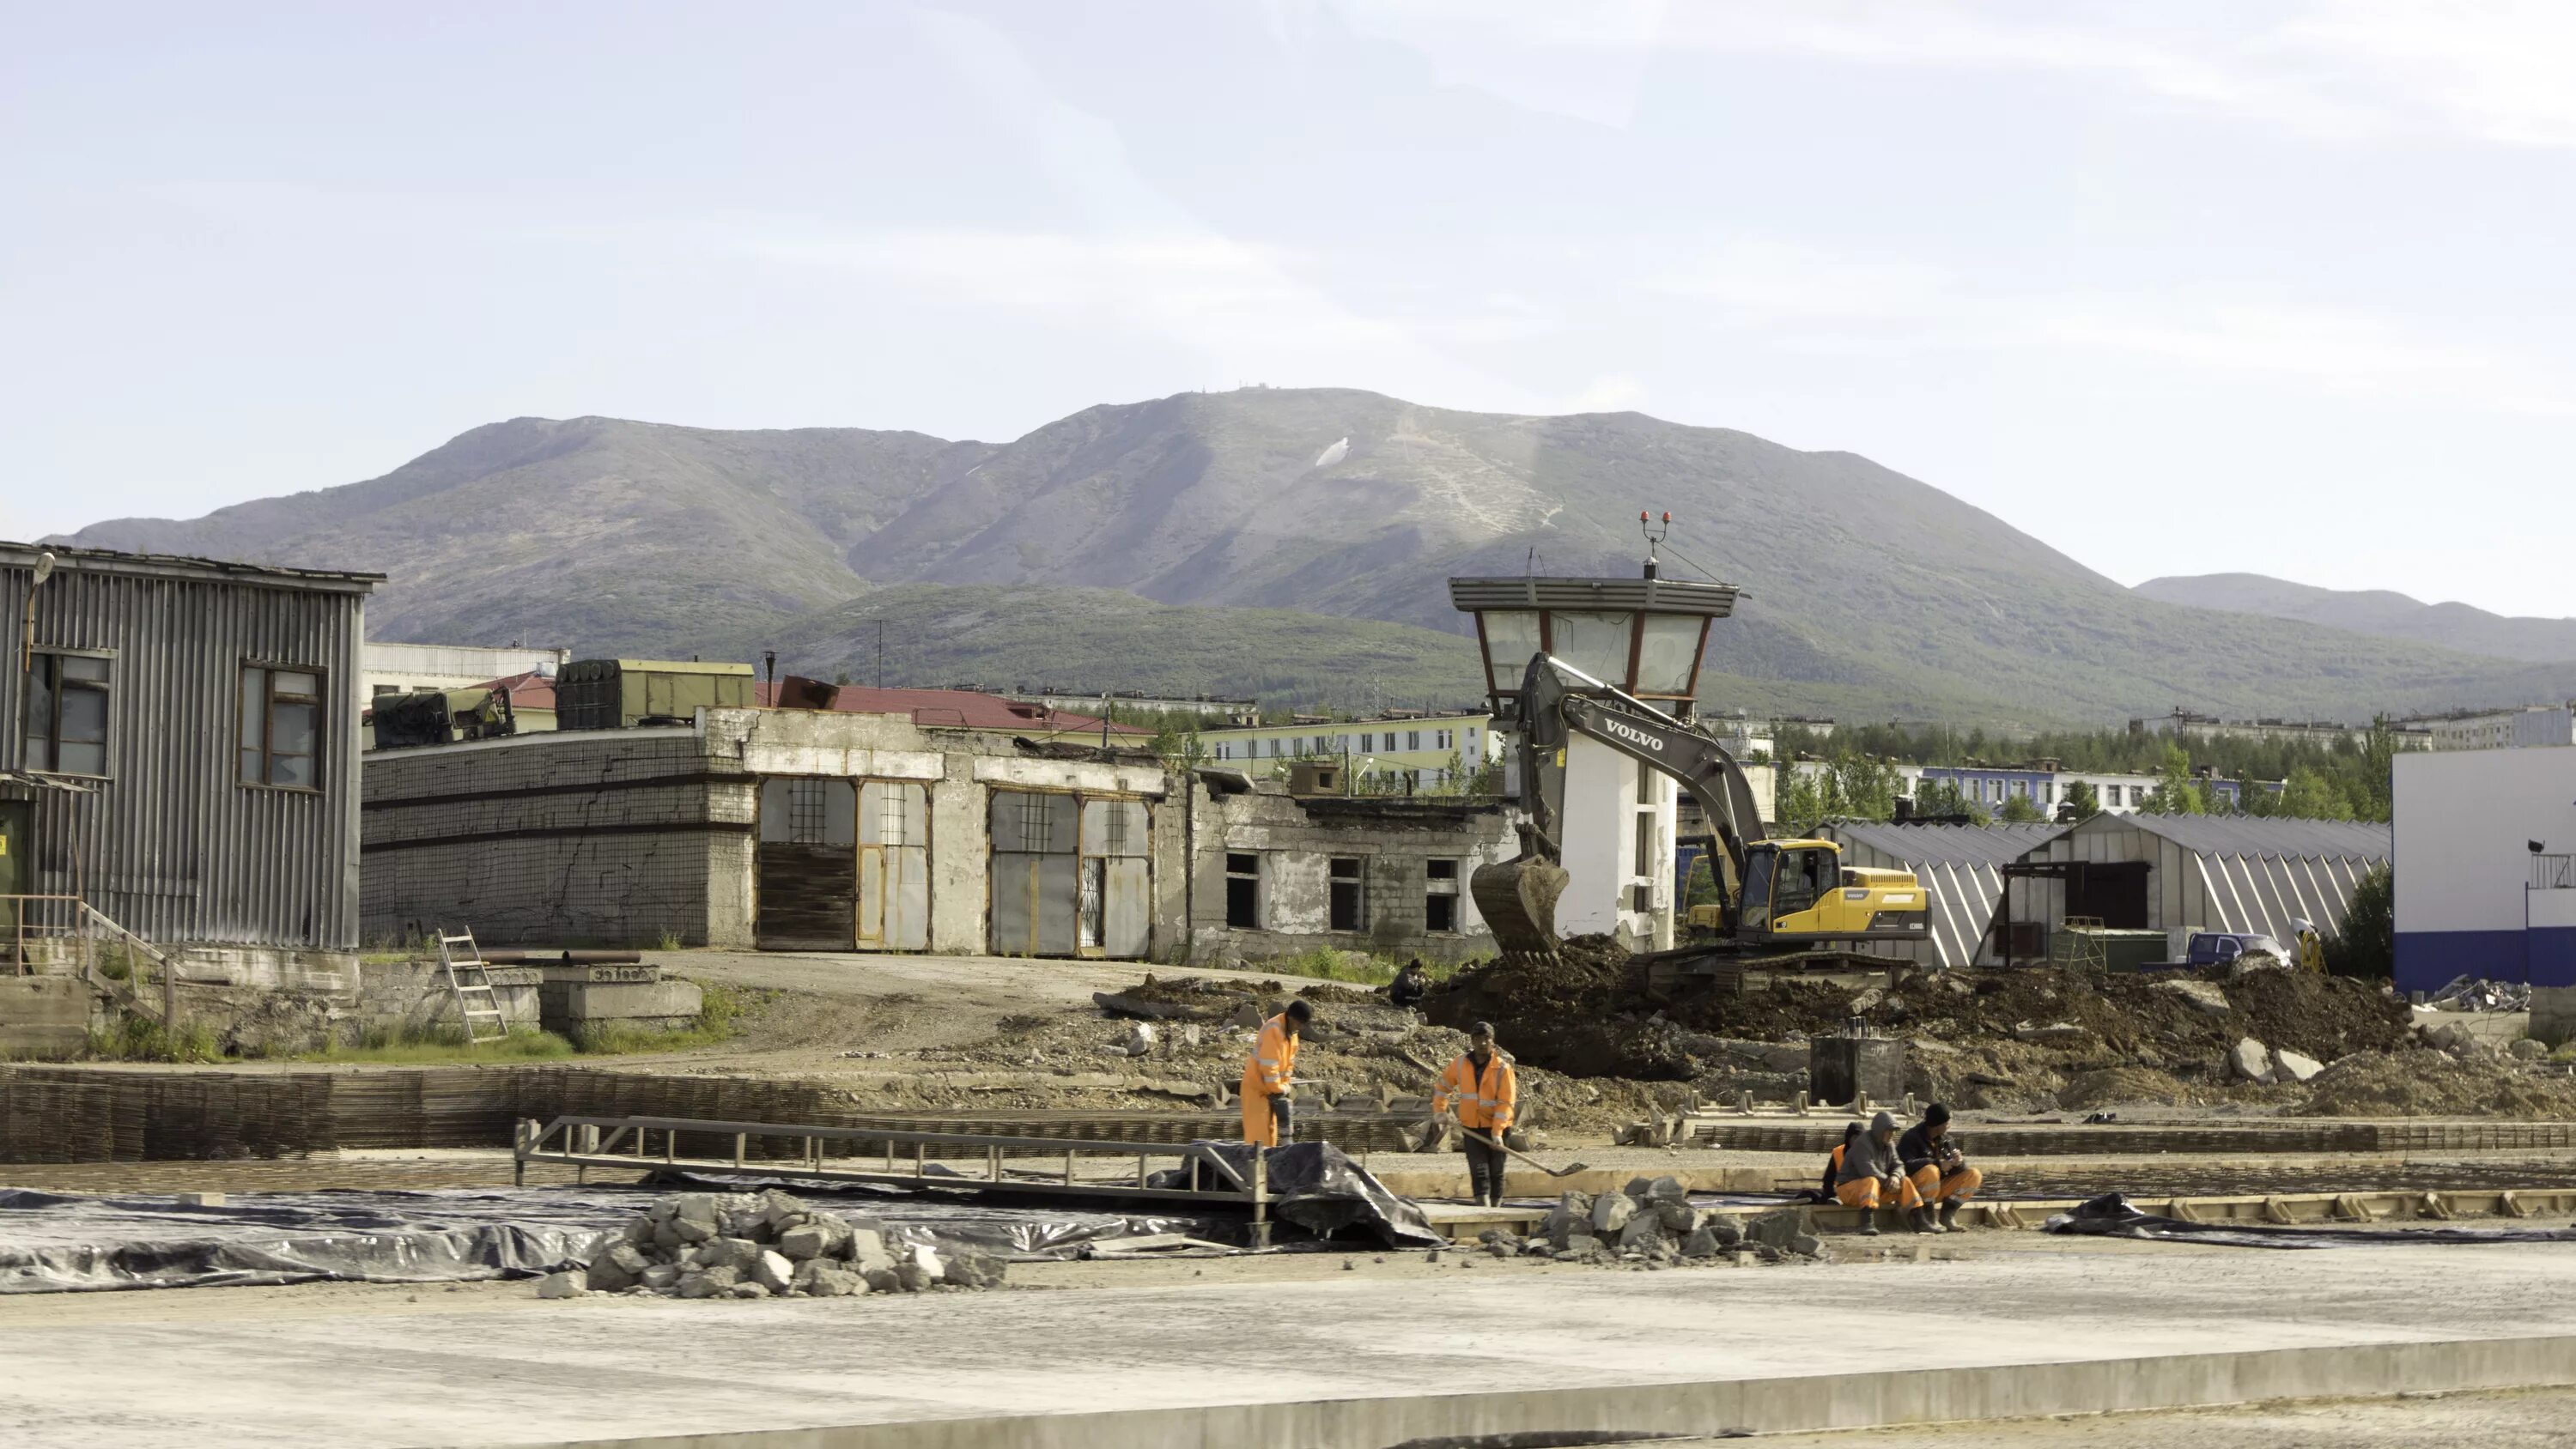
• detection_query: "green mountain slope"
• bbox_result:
[52,389,2576,725]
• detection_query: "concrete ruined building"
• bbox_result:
[365,671,1511,961]
[0,543,380,1049]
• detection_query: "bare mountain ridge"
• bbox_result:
[2136,573,2576,664]
[53,389,2576,723]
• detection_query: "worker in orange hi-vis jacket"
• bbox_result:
[1240,998,1313,1148]
[1434,1021,1518,1205]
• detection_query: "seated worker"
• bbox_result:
[1898,1103,1983,1232]
[1835,1111,1929,1235]
[1388,959,1431,1010]
[1816,1121,1863,1201]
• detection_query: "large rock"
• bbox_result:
[751,1250,798,1295]
[1589,1192,1637,1235]
[760,1190,812,1234]
[794,1260,867,1297]
[640,1264,682,1291]
[944,1248,1008,1290]
[1558,1234,1604,1260]
[2270,1047,2325,1083]
[1643,1175,1688,1205]
[2153,979,2233,1016]
[1680,1226,1723,1258]
[2510,1037,2549,1062]
[2228,1037,2275,1083]
[1655,1202,1701,1235]
[1617,1214,1667,1252]
[535,1270,587,1300]
[678,1264,739,1299]
[778,1220,849,1262]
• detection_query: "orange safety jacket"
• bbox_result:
[1434,1050,1517,1131]
[1241,1014,1299,1101]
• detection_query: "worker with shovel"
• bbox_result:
[1434,1022,1518,1207]
[1241,999,1312,1148]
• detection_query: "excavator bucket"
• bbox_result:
[1471,855,1570,959]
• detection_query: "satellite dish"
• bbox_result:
[31,551,55,585]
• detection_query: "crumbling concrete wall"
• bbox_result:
[363,727,748,949]
[1188,785,1516,964]
[0,977,93,1057]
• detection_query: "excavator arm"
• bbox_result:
[1475,654,1770,956]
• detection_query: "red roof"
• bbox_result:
[755,680,1151,737]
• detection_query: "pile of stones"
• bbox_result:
[1492,1176,1822,1268]
[535,1190,1005,1300]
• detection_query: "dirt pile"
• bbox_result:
[1426,941,2412,1088]
[2297,1052,2576,1119]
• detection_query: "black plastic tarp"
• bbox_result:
[2044,1192,2576,1250]
[0,1182,1231,1294]
[1151,1142,1443,1248]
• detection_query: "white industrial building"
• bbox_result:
[361,641,571,712]
[2392,748,2576,993]
[1820,821,2068,971]
[2002,814,2390,964]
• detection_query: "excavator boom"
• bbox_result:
[1472,654,1769,956]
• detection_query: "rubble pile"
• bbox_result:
[2297,1050,2576,1119]
[2422,977,2532,1012]
[537,1190,1006,1301]
[1485,1176,1821,1269]
[1425,939,2413,1101]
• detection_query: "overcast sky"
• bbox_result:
[5,2,2571,616]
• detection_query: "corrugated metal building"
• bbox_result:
[1820,821,2069,969]
[2006,814,2391,961]
[0,543,378,975]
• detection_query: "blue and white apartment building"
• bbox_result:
[2392,747,2576,993]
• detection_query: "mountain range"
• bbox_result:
[52,388,2576,726]
[2134,573,2576,666]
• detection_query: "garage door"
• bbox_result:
[857,780,929,951]
[988,791,1152,959]
[756,778,857,951]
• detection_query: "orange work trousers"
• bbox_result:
[1833,1174,1924,1211]
[1909,1164,1984,1203]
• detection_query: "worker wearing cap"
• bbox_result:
[1834,1111,1928,1234]
[1434,1022,1518,1206]
[1240,998,1312,1148]
[1897,1103,1982,1232]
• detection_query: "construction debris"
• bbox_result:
[1530,1188,1820,1268]
[2424,977,2531,1013]
[580,1191,1005,1300]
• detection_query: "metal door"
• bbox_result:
[989,791,1078,956]
[0,802,25,961]
[756,779,858,950]
[1079,798,1151,959]
[856,781,929,951]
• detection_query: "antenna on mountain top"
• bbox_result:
[1640,510,1671,580]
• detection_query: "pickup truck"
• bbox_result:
[2170,931,2287,969]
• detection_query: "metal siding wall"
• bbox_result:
[0,561,364,950]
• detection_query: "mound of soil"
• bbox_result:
[2297,1051,2576,1119]
[2056,1066,2200,1111]
[1426,941,2411,1083]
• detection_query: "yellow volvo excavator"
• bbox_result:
[1473,655,1930,986]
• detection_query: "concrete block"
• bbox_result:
[1617,1215,1666,1252]
[730,1281,769,1299]
[1680,1227,1722,1258]
[944,1248,1006,1289]
[535,1271,587,1300]
[1656,1203,1701,1235]
[1645,1175,1688,1205]
[777,1222,842,1261]
[541,978,703,1034]
[2272,1047,2325,1083]
[751,1251,796,1294]
[2228,1037,2274,1083]
[2154,979,2233,1016]
[1589,1193,1637,1235]
[639,1264,681,1291]
[0,976,92,1057]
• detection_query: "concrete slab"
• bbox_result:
[8,1238,2576,1446]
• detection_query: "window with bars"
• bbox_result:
[239,664,324,788]
[1017,792,1056,852]
[23,651,110,777]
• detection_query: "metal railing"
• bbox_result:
[2535,854,2575,891]
[0,894,176,1022]
[515,1113,1280,1243]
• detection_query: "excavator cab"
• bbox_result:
[1743,840,1927,943]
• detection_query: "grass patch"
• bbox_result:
[302,1023,579,1064]
[87,1016,221,1063]
[1247,948,1480,987]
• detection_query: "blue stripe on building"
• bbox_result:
[2395,929,2576,991]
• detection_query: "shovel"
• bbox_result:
[1464,1128,1589,1178]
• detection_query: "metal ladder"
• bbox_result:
[436,927,509,1045]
